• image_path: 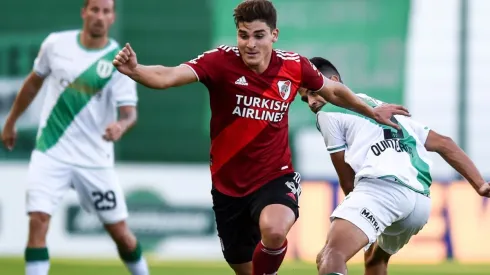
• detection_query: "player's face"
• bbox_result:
[299,88,327,113]
[300,74,342,113]
[82,0,115,38]
[237,20,278,70]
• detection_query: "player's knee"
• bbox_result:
[316,250,323,270]
[260,225,287,248]
[29,212,50,232]
[320,245,348,266]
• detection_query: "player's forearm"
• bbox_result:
[6,72,43,125]
[117,106,137,134]
[437,138,485,192]
[130,64,173,90]
[320,82,375,119]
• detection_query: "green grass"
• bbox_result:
[2,258,489,275]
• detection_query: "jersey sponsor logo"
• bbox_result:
[370,139,413,157]
[360,207,380,231]
[232,94,290,122]
[277,80,292,100]
[96,60,114,78]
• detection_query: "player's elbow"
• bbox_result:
[426,131,455,155]
[437,136,456,155]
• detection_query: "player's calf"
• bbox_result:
[25,212,51,275]
[104,221,149,275]
[317,218,369,275]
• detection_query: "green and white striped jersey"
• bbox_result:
[316,94,433,195]
[33,30,137,168]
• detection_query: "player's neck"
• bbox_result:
[79,30,109,50]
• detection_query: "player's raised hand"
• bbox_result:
[103,122,125,142]
[477,183,490,197]
[113,43,138,76]
[373,104,411,130]
[1,122,17,151]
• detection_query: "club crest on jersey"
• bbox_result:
[277,80,292,100]
[96,60,114,78]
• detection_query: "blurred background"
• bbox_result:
[1,0,490,274]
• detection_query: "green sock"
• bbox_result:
[25,248,50,275]
[25,247,49,262]
[118,242,142,263]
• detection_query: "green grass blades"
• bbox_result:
[1,258,489,275]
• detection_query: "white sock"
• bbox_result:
[26,261,50,275]
[124,256,149,275]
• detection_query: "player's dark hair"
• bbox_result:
[83,0,116,10]
[233,0,277,30]
[309,57,343,83]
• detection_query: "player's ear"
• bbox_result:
[272,28,279,43]
[110,12,116,25]
[330,75,340,83]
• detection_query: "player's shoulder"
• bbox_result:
[40,30,69,47]
[213,45,241,60]
[273,49,301,63]
[216,45,240,54]
[315,111,335,131]
[45,29,80,42]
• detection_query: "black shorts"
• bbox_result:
[211,172,301,264]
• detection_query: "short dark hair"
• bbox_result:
[233,0,277,30]
[84,0,116,10]
[309,57,343,83]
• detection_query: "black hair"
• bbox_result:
[234,0,277,30]
[84,0,116,10]
[309,57,342,83]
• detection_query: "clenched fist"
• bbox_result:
[103,122,125,142]
[113,43,138,76]
[1,121,17,151]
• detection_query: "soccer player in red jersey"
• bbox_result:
[113,1,409,274]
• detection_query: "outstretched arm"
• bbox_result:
[113,43,198,90]
[315,77,410,129]
[128,64,197,90]
[425,130,490,197]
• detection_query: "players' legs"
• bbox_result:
[363,191,431,275]
[250,172,301,275]
[317,177,418,275]
[317,218,369,274]
[25,151,73,275]
[211,189,257,275]
[72,167,149,275]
